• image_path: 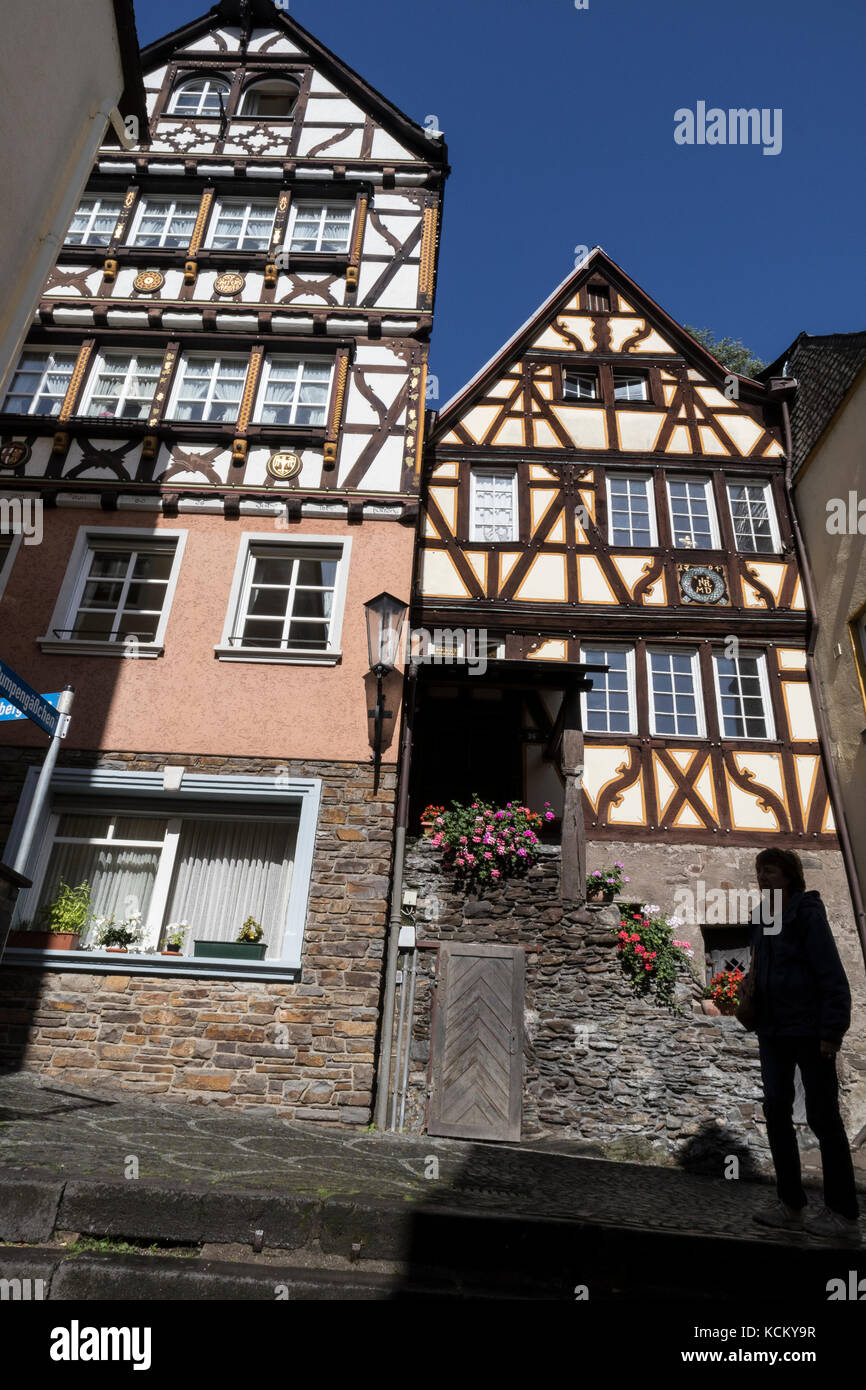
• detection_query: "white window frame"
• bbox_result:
[562,369,598,401]
[712,649,776,741]
[3,348,77,416]
[647,645,705,739]
[129,196,201,249]
[4,768,321,975]
[79,350,163,420]
[0,531,23,604]
[579,644,637,735]
[167,75,230,117]
[206,197,278,252]
[469,468,518,543]
[606,471,658,547]
[612,370,649,402]
[37,526,188,658]
[64,195,125,246]
[726,478,782,554]
[253,356,333,428]
[167,352,249,425]
[286,201,355,255]
[216,533,352,665]
[666,475,720,550]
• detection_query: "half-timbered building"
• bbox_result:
[412,247,859,974]
[0,0,447,1123]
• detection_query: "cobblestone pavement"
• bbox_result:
[0,1070,863,1244]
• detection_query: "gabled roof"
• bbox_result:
[436,248,769,433]
[760,330,866,475]
[141,0,448,168]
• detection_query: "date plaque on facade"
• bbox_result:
[266,450,303,480]
[678,564,729,605]
[214,272,246,295]
[133,270,164,293]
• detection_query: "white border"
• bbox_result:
[215,531,351,663]
[37,525,188,657]
[469,466,518,543]
[666,475,720,549]
[579,642,637,734]
[646,644,705,738]
[606,471,658,547]
[726,478,782,554]
[712,648,776,741]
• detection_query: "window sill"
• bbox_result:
[214,644,341,665]
[37,637,164,658]
[2,946,301,981]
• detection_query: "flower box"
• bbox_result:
[193,940,267,961]
[6,930,80,950]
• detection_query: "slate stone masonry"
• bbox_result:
[0,748,396,1125]
[398,840,865,1171]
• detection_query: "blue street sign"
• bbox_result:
[0,692,61,723]
[0,660,61,735]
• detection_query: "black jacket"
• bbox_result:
[748,890,851,1045]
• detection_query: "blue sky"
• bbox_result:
[138,0,865,400]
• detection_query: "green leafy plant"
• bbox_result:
[705,967,745,1012]
[39,880,92,936]
[237,916,264,943]
[586,862,630,897]
[94,912,142,950]
[683,324,765,378]
[422,797,554,886]
[164,923,187,950]
[617,904,696,1009]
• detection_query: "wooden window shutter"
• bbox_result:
[345,195,368,290]
[323,348,350,469]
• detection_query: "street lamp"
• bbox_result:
[364,592,408,792]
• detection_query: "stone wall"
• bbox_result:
[396,840,866,1169]
[0,748,395,1124]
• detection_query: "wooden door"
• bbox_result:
[428,943,524,1141]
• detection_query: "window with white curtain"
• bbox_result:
[208,199,277,251]
[254,357,332,427]
[130,198,200,248]
[80,352,162,420]
[470,470,517,542]
[168,354,248,423]
[3,349,77,415]
[287,203,354,254]
[65,196,124,246]
[25,808,297,959]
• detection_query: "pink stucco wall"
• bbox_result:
[0,509,413,762]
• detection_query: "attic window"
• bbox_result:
[587,284,610,313]
[168,76,230,117]
[239,80,299,118]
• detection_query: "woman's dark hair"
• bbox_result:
[755,847,806,893]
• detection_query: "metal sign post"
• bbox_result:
[0,662,73,964]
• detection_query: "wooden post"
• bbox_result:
[560,681,588,902]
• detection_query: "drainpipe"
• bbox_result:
[773,382,866,966]
[374,663,418,1128]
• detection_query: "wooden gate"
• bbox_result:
[428,943,524,1141]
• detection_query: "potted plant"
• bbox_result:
[422,797,552,887]
[7,880,92,949]
[95,912,143,953]
[586,862,629,902]
[704,967,745,1016]
[193,916,267,961]
[162,923,188,956]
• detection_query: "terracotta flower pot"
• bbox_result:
[105,947,128,953]
[701,999,722,1016]
[588,887,615,903]
[6,930,80,950]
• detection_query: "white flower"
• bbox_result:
[642,903,660,915]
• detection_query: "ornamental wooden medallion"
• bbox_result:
[266,450,302,480]
[214,271,246,295]
[0,439,31,469]
[678,564,729,605]
[133,269,164,293]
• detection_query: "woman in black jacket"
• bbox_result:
[749,847,860,1246]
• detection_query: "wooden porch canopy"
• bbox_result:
[414,659,609,901]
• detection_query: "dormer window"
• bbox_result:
[238,80,298,118]
[168,76,230,117]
